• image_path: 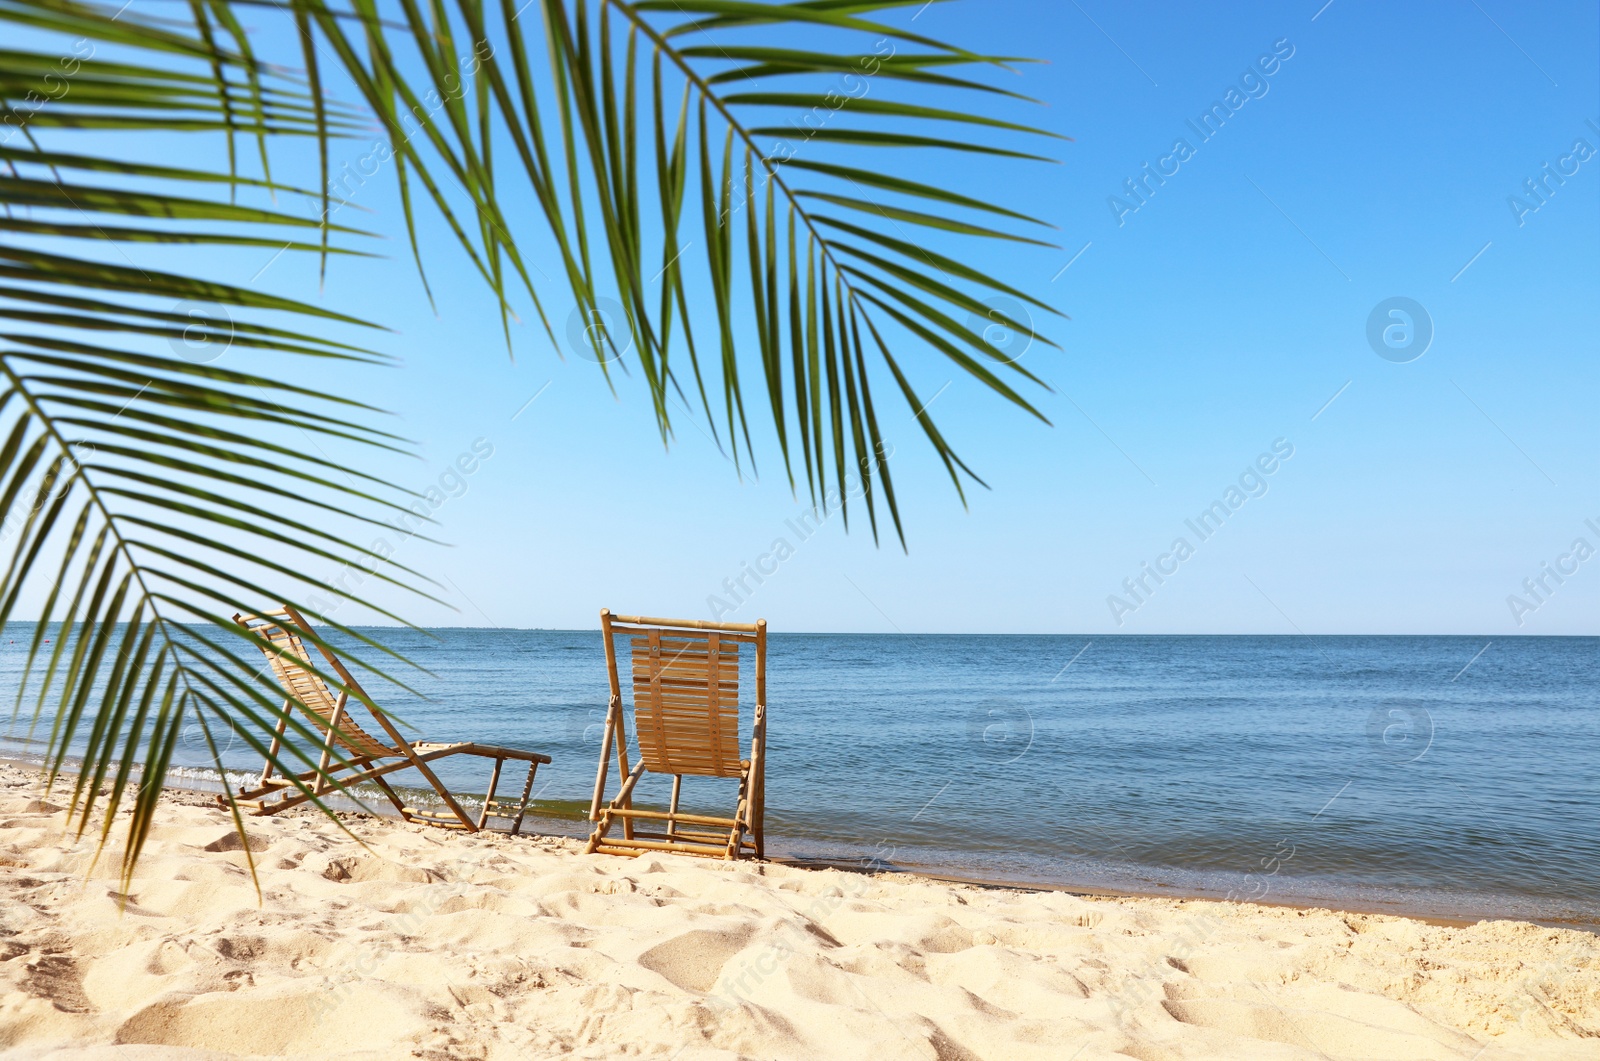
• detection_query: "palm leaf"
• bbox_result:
[0,9,439,887]
[0,0,1060,877]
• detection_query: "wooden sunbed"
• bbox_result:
[586,610,767,860]
[228,606,551,834]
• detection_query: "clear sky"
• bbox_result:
[60,0,1600,634]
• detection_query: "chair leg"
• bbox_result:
[727,774,750,860]
[477,757,506,831]
[509,761,539,837]
[667,774,682,841]
[751,762,765,859]
[587,762,646,853]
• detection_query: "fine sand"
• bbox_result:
[0,766,1595,1060]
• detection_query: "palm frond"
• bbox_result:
[0,10,434,885]
[0,0,1060,877]
[273,0,1063,536]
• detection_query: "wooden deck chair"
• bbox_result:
[586,611,767,860]
[229,606,551,834]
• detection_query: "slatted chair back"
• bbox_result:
[239,609,397,759]
[601,611,768,777]
[627,626,744,777]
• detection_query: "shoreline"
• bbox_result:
[3,753,1592,936]
[766,855,1598,935]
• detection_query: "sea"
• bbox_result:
[3,629,1596,928]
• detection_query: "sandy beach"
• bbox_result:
[0,765,1594,1060]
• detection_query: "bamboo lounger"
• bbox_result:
[229,606,552,834]
[586,610,767,861]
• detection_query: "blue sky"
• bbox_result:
[45,0,1600,634]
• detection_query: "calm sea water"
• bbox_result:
[3,630,1596,926]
